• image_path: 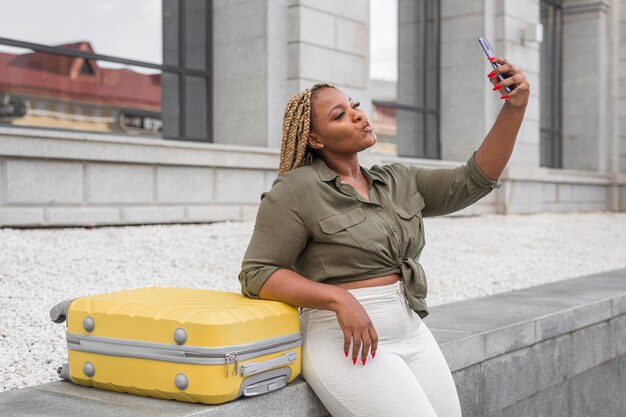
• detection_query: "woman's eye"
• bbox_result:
[335,102,361,119]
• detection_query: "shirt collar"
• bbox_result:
[310,156,388,186]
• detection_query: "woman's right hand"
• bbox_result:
[334,292,378,365]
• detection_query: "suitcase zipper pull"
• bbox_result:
[225,353,239,377]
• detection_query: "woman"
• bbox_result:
[238,56,529,417]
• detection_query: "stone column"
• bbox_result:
[212,0,289,148]
[561,0,613,171]
[286,0,371,128]
[620,0,626,176]
[439,0,490,163]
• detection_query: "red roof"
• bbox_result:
[0,42,160,111]
[372,102,396,125]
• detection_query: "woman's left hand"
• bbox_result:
[487,57,530,108]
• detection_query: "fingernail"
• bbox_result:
[488,57,495,61]
[345,351,349,357]
[487,70,496,78]
[500,94,509,99]
[362,358,367,366]
[353,357,357,365]
[492,84,501,91]
[372,351,376,359]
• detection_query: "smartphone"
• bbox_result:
[478,36,516,93]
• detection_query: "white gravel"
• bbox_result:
[1,211,625,392]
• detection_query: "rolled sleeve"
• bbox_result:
[467,151,502,190]
[238,176,308,299]
[405,151,502,218]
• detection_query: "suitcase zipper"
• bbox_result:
[201,337,301,378]
[66,332,302,377]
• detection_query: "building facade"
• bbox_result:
[0,0,624,227]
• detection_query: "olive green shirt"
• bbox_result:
[238,151,502,319]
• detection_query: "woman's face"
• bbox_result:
[308,87,377,156]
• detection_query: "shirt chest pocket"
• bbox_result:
[394,193,426,252]
[317,206,369,250]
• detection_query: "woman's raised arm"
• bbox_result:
[474,56,530,181]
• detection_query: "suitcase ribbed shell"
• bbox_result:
[67,287,300,345]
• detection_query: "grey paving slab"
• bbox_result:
[612,314,626,356]
[482,333,571,413]
[429,328,477,344]
[439,333,485,372]
[450,363,483,417]
[568,355,626,417]
[570,321,616,377]
[571,298,613,328]
[0,381,197,417]
[483,318,536,359]
[482,344,536,413]
[427,295,578,333]
[0,377,329,417]
[535,308,576,340]
[612,292,626,316]
[485,380,570,417]
[520,270,626,296]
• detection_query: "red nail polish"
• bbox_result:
[500,94,509,99]
[488,57,495,61]
[372,351,376,359]
[345,351,349,357]
[487,71,496,78]
[362,358,367,366]
[353,357,357,365]
[492,84,501,91]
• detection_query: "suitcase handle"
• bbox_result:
[50,299,75,324]
[239,350,297,376]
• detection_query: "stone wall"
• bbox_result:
[0,127,623,227]
[1,269,623,416]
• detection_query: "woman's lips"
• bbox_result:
[362,121,372,132]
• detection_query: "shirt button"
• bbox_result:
[392,226,397,232]
[376,207,382,212]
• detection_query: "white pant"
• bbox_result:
[299,280,463,417]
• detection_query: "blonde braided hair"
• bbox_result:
[278,82,336,176]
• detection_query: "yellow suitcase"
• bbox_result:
[50,287,302,405]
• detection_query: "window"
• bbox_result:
[369,0,440,159]
[540,0,563,168]
[0,0,212,142]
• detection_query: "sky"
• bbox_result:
[369,0,398,81]
[0,0,397,80]
[0,0,162,73]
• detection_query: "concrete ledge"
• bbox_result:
[0,126,280,169]
[432,268,626,416]
[428,269,626,372]
[0,376,329,417]
[1,268,625,416]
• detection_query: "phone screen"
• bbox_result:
[478,36,516,93]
